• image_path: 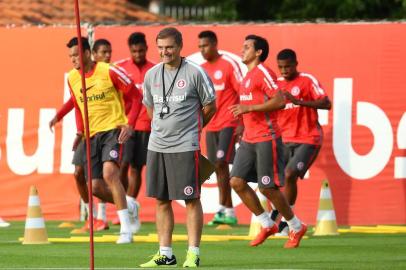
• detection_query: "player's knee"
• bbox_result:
[129,166,141,177]
[230,177,244,191]
[73,166,85,183]
[215,160,227,170]
[259,186,279,195]
[285,169,298,183]
[92,181,102,196]
[103,162,119,182]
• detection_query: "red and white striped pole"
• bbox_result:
[73,1,95,269]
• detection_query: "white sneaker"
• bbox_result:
[116,232,133,244]
[0,217,10,228]
[275,225,289,236]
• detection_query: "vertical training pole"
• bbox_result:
[74,1,95,269]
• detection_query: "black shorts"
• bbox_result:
[206,127,236,164]
[83,129,121,180]
[146,150,201,200]
[121,130,150,168]
[283,142,321,179]
[230,138,285,188]
[72,140,85,166]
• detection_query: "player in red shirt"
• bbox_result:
[229,35,307,248]
[114,32,155,231]
[198,30,242,226]
[49,39,113,232]
[272,49,331,235]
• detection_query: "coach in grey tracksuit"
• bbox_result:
[142,27,216,266]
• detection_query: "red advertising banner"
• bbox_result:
[0,23,405,225]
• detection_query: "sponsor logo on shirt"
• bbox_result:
[176,79,187,89]
[240,92,253,101]
[80,84,96,92]
[153,93,187,103]
[283,103,300,110]
[291,86,301,96]
[184,186,194,196]
[135,83,143,90]
[245,79,251,88]
[214,70,223,80]
[79,91,106,103]
[213,83,225,91]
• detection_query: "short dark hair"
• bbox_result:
[92,39,111,53]
[277,49,297,62]
[245,35,269,62]
[156,27,182,46]
[128,32,147,47]
[66,37,91,51]
[198,30,217,44]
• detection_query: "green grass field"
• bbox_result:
[0,221,405,269]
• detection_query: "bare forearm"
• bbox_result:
[202,101,216,127]
[146,106,153,119]
[250,91,285,112]
[297,97,331,110]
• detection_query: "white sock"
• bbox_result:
[97,203,106,221]
[126,195,135,211]
[218,205,226,213]
[256,211,274,228]
[188,246,200,256]
[117,209,131,233]
[286,215,302,232]
[84,203,89,214]
[84,203,96,218]
[159,246,173,258]
[224,208,235,218]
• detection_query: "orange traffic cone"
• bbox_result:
[248,189,269,237]
[314,180,339,236]
[22,186,49,244]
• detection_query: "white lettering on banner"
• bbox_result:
[60,73,76,173]
[6,108,55,175]
[333,78,393,179]
[318,109,329,126]
[395,112,406,178]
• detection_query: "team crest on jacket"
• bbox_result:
[214,70,223,80]
[177,79,187,89]
[291,86,301,96]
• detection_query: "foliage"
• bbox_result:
[132,0,406,21]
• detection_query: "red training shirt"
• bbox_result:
[115,58,155,131]
[277,72,328,145]
[239,63,281,143]
[201,54,242,131]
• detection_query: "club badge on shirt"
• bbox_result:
[214,70,223,80]
[176,79,187,89]
[291,86,301,96]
